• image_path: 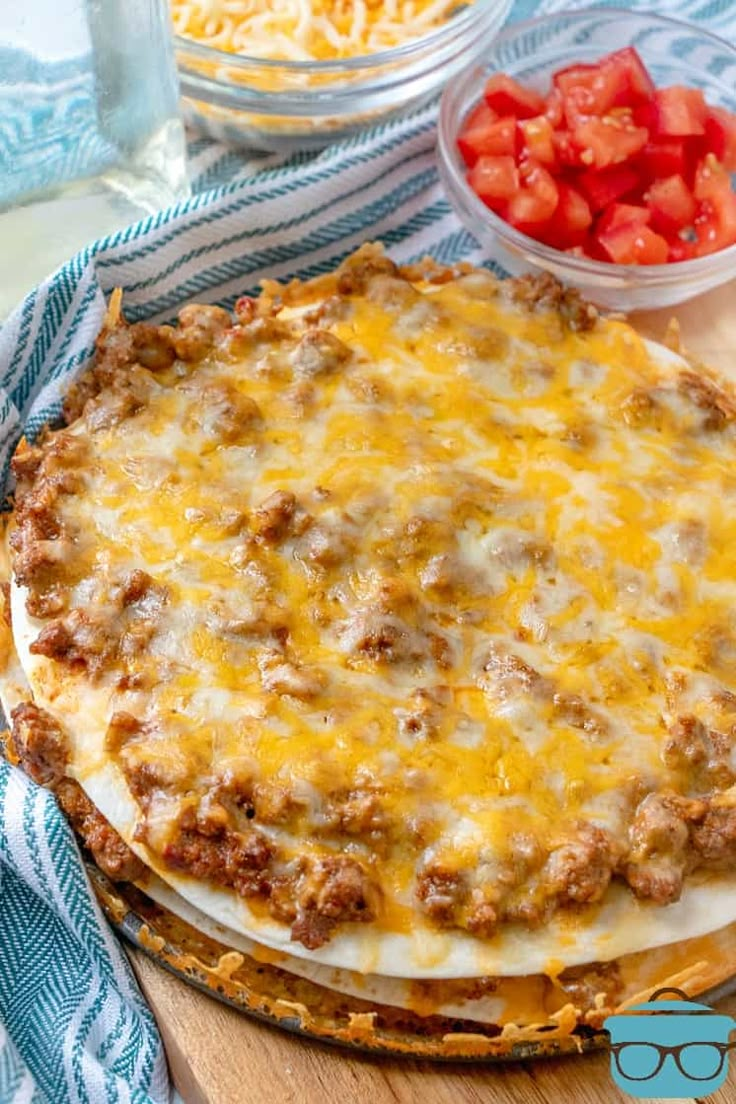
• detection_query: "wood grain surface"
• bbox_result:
[129,276,736,1104]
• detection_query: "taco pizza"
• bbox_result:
[5,244,736,1046]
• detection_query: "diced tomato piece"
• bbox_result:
[544,88,564,128]
[507,161,559,225]
[566,237,603,260]
[542,182,592,246]
[561,94,593,130]
[710,189,736,241]
[596,203,651,233]
[558,183,593,235]
[646,174,696,233]
[694,196,736,255]
[463,100,497,133]
[632,100,658,131]
[596,222,669,264]
[467,155,520,209]
[693,154,732,202]
[668,237,697,262]
[703,106,736,171]
[562,97,639,132]
[584,233,608,259]
[638,138,690,181]
[518,115,556,166]
[553,63,596,98]
[602,47,655,106]
[484,73,545,119]
[583,233,611,262]
[654,86,707,137]
[552,130,584,168]
[692,155,736,255]
[573,117,648,169]
[578,164,640,210]
[554,61,628,121]
[458,116,518,166]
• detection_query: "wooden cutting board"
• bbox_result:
[128,275,736,1104]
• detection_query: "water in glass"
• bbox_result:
[0,0,190,315]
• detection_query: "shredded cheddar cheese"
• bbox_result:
[171,0,466,61]
[10,247,736,976]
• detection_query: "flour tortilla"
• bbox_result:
[3,624,735,1019]
[9,334,736,980]
[139,871,509,1024]
[135,868,736,1025]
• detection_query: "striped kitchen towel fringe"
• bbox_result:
[0,767,170,1104]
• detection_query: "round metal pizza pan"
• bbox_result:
[87,861,613,1063]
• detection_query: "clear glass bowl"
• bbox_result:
[175,0,512,153]
[437,7,736,311]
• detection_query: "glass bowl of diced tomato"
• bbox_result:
[437,7,736,309]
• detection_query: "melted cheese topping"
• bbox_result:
[12,263,736,976]
[171,0,465,62]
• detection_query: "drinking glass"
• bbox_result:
[0,0,190,316]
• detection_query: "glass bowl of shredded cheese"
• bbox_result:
[172,0,513,150]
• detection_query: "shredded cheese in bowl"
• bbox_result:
[172,0,510,150]
[171,0,469,62]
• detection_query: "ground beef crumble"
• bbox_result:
[9,701,143,882]
[10,701,68,786]
[508,271,598,332]
[162,823,273,899]
[290,855,378,949]
[55,778,145,882]
[161,819,378,949]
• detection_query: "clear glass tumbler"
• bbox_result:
[0,1,190,316]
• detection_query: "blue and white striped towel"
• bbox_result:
[1,1,735,1101]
